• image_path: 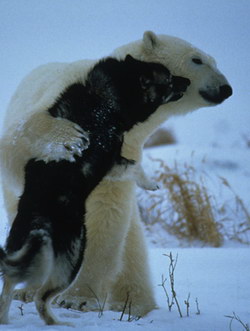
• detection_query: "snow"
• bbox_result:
[1,0,250,329]
[0,142,249,330]
[0,248,249,330]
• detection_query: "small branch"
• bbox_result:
[119,292,130,321]
[195,297,201,315]
[127,300,133,322]
[184,293,190,317]
[158,274,174,311]
[118,292,141,322]
[18,304,24,316]
[87,286,107,318]
[225,312,250,331]
[164,252,183,318]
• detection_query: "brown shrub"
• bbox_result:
[218,177,250,244]
[140,158,223,247]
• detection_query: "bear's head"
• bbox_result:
[112,31,233,158]
[113,31,232,114]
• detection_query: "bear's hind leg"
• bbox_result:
[56,180,133,312]
[110,199,157,317]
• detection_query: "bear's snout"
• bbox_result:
[219,84,233,101]
[199,83,233,104]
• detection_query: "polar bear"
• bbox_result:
[0,31,232,316]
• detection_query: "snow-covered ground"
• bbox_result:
[0,248,248,331]
[0,138,249,331]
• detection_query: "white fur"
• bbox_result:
[0,31,231,316]
[106,162,159,191]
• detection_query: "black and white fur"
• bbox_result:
[0,55,190,325]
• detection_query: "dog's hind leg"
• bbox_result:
[35,282,72,326]
[0,277,15,324]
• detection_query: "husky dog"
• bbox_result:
[0,55,190,325]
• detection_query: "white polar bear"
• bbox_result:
[0,31,232,316]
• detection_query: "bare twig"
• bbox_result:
[184,293,190,317]
[158,274,174,311]
[18,304,24,316]
[164,252,183,318]
[225,312,250,331]
[195,297,201,315]
[119,292,130,321]
[87,286,107,318]
[119,292,141,322]
[127,300,141,322]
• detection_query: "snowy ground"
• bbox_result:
[0,137,249,330]
[0,248,248,331]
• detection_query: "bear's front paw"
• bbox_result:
[63,124,90,158]
[36,118,90,162]
[110,301,158,317]
[55,295,106,313]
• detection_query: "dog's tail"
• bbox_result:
[0,229,52,284]
[0,247,7,271]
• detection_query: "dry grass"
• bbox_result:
[139,157,250,246]
[140,158,222,247]
[218,177,250,245]
[225,312,250,331]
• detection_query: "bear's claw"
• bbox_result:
[55,296,103,312]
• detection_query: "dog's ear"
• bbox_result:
[125,54,136,63]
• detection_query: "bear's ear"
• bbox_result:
[143,31,159,50]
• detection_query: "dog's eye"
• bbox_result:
[163,75,172,85]
[192,58,203,65]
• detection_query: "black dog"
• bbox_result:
[0,55,190,325]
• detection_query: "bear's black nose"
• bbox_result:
[220,84,233,100]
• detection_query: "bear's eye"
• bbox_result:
[192,58,203,65]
